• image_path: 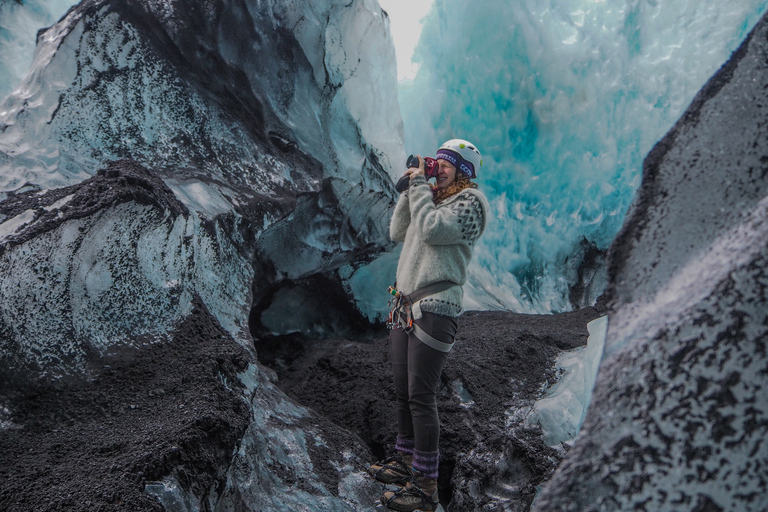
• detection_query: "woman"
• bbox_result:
[369,139,489,511]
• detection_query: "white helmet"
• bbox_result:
[435,139,482,179]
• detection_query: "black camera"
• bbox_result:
[396,155,439,192]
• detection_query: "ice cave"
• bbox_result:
[1,0,767,511]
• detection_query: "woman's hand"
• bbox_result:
[405,155,425,179]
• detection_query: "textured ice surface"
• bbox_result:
[145,477,202,512]
[0,0,403,200]
[534,11,768,511]
[0,0,78,100]
[400,0,768,313]
[3,1,768,508]
[0,162,254,377]
[346,248,401,321]
[529,315,607,447]
[146,363,379,510]
[0,208,36,240]
[0,0,402,508]
[7,0,767,320]
[0,0,402,332]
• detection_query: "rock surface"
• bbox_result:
[0,285,602,511]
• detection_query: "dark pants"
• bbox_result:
[390,312,457,454]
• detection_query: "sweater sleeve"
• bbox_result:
[408,177,485,246]
[389,189,411,242]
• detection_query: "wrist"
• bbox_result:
[410,174,427,185]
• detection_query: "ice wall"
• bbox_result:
[534,10,768,510]
[0,0,404,508]
[0,0,405,334]
[0,0,406,378]
[6,0,767,322]
[400,0,768,313]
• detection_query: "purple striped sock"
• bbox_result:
[395,436,415,455]
[412,448,439,479]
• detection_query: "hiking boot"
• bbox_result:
[368,454,413,486]
[380,477,439,511]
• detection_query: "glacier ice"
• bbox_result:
[0,0,405,366]
[534,10,768,510]
[2,0,768,509]
[5,0,767,320]
[0,0,404,508]
[0,0,78,100]
[145,477,202,512]
[399,0,768,313]
[345,248,402,321]
[146,362,380,511]
[0,208,37,240]
[0,0,403,334]
[528,315,607,447]
[0,162,256,376]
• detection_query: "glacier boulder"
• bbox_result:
[534,10,768,512]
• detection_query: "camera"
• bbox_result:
[396,155,439,192]
[406,155,439,177]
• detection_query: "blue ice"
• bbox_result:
[398,0,768,313]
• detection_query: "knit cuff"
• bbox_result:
[410,174,427,186]
[418,298,462,318]
[412,448,439,479]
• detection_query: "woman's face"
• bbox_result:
[435,159,457,190]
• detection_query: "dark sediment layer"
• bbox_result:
[257,306,604,510]
[0,299,252,512]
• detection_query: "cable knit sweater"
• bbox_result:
[390,174,489,319]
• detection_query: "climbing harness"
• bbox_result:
[386,281,458,353]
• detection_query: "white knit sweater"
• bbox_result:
[389,174,489,319]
